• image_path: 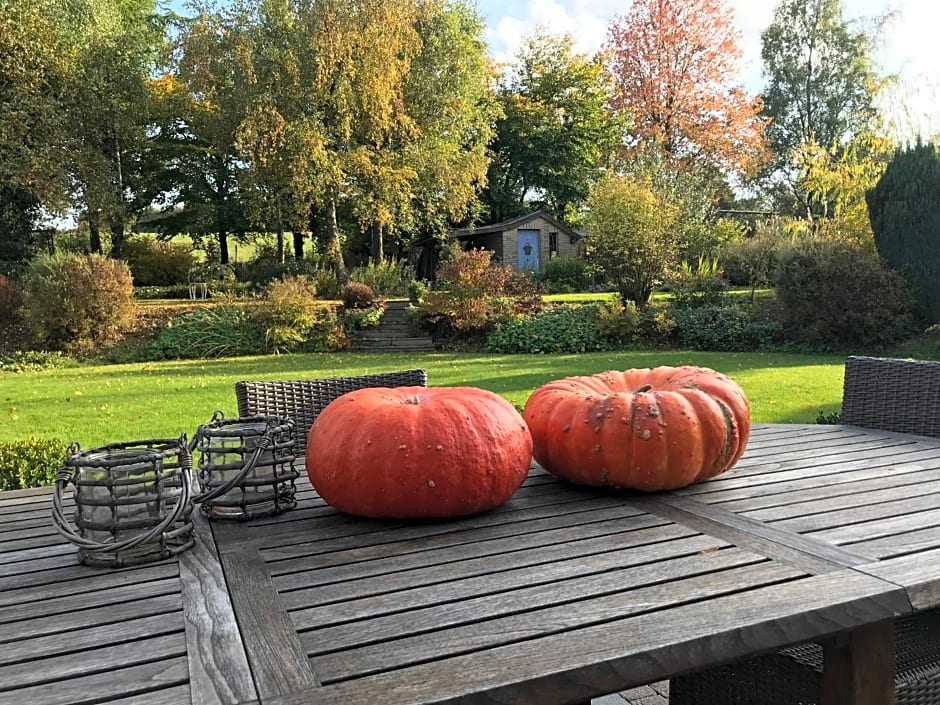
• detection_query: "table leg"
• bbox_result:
[820,619,895,705]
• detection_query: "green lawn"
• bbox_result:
[2,350,846,448]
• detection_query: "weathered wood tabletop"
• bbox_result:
[3,423,940,705]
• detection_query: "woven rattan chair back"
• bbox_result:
[235,369,428,454]
[842,355,940,438]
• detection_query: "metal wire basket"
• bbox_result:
[51,436,195,567]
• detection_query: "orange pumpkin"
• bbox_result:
[522,367,750,491]
[306,386,532,518]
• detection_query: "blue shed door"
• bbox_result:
[517,229,540,271]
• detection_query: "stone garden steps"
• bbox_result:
[349,300,435,353]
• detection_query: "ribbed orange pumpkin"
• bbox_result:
[306,386,532,518]
[522,367,750,491]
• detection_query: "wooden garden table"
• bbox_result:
[3,423,940,705]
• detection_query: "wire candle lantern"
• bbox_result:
[190,411,298,520]
[51,437,195,567]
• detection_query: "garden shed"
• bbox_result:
[448,211,582,272]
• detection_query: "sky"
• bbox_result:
[477,0,940,138]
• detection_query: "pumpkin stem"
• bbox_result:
[634,384,652,394]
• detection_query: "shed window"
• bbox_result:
[549,231,558,258]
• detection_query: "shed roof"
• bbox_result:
[449,210,582,240]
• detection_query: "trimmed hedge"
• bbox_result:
[0,438,69,490]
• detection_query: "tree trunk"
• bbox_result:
[293,230,305,260]
[276,225,286,264]
[110,221,125,259]
[216,161,230,265]
[219,230,230,264]
[326,195,348,285]
[370,222,383,263]
[88,212,102,255]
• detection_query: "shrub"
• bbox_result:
[123,236,198,286]
[673,302,782,352]
[408,279,429,304]
[595,300,640,342]
[421,248,542,335]
[22,253,135,354]
[485,304,614,353]
[0,274,23,322]
[232,250,319,288]
[343,282,376,308]
[257,276,324,353]
[720,234,781,292]
[680,217,747,264]
[0,438,69,490]
[774,239,916,349]
[585,174,679,305]
[670,255,729,309]
[350,258,414,297]
[134,284,193,299]
[867,141,940,322]
[344,300,387,331]
[538,257,590,293]
[144,304,266,360]
[0,350,75,373]
[635,303,677,347]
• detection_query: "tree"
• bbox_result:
[762,0,881,160]
[0,0,72,261]
[386,0,496,246]
[605,0,766,176]
[866,141,940,323]
[761,0,884,216]
[66,0,167,258]
[149,6,252,264]
[585,174,679,305]
[483,31,619,223]
[800,130,894,247]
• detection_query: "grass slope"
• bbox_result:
[2,350,845,447]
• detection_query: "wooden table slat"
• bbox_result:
[857,547,940,611]
[310,559,801,682]
[0,577,180,626]
[220,549,319,700]
[180,513,258,705]
[0,592,182,644]
[253,491,633,556]
[0,560,179,609]
[628,494,871,573]
[299,547,771,656]
[264,501,643,570]
[273,510,666,589]
[0,631,186,691]
[288,532,727,628]
[0,656,189,705]
[0,612,185,669]
[278,522,703,611]
[277,571,910,705]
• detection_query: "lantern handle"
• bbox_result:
[189,427,272,505]
[51,440,194,559]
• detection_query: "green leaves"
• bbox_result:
[484,31,618,222]
[584,174,679,305]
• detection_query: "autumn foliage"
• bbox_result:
[605,0,767,175]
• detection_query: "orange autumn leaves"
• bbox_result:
[605,0,768,177]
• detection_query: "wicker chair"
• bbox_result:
[235,369,428,454]
[671,355,940,705]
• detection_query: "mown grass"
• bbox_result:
[1,350,845,448]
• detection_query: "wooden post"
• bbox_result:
[820,620,895,705]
